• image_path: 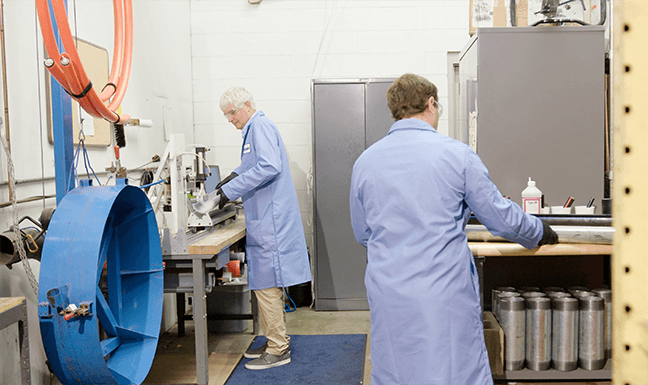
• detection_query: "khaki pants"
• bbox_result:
[254,287,290,356]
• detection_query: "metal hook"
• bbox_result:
[26,233,39,253]
[78,106,87,142]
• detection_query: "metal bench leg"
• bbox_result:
[176,292,186,337]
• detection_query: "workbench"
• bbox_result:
[163,213,257,385]
[0,297,30,385]
[469,241,613,381]
[469,242,613,257]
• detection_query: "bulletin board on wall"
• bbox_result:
[46,38,111,147]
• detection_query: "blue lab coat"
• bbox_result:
[350,118,544,385]
[221,111,311,291]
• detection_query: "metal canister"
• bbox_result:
[518,286,540,294]
[579,296,605,370]
[552,297,579,371]
[568,286,589,295]
[572,291,596,299]
[547,291,572,300]
[500,296,526,371]
[495,291,521,321]
[492,287,517,316]
[522,291,546,299]
[526,297,552,370]
[592,288,612,359]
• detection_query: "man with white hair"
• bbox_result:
[216,87,311,370]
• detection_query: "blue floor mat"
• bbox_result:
[225,334,367,385]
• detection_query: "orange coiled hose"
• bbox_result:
[35,0,133,124]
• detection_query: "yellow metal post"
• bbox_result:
[612,1,648,383]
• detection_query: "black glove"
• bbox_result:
[216,172,238,190]
[538,221,558,246]
[217,188,230,210]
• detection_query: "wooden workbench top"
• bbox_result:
[0,297,26,329]
[188,215,246,255]
[469,242,613,257]
[0,297,26,313]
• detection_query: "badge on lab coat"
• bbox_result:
[243,143,251,154]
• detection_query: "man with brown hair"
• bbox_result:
[349,73,557,384]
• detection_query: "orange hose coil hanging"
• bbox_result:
[35,0,133,124]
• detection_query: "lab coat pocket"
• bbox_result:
[245,219,266,247]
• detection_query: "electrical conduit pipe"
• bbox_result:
[35,0,133,124]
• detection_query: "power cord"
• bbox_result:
[284,288,296,313]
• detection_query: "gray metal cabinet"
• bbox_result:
[459,27,606,210]
[312,79,395,311]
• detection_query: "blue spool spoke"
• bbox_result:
[115,326,156,341]
[96,221,114,286]
[117,207,153,229]
[107,235,122,325]
[101,337,121,358]
[96,288,119,337]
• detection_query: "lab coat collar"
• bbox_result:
[241,110,265,138]
[388,118,438,135]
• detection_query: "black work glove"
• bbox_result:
[216,172,238,190]
[538,221,559,246]
[217,188,230,210]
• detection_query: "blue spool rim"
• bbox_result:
[38,180,163,385]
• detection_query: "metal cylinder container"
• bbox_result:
[568,286,589,295]
[579,296,605,370]
[547,291,572,300]
[552,297,579,371]
[522,291,547,299]
[543,286,567,293]
[500,296,526,371]
[526,297,552,370]
[518,286,540,293]
[492,287,516,317]
[592,288,612,359]
[496,291,521,321]
[572,291,596,299]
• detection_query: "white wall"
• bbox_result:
[191,0,471,253]
[0,1,194,384]
[0,0,471,383]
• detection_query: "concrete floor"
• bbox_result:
[140,306,612,385]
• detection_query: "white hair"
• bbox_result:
[219,87,256,111]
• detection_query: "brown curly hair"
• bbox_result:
[386,74,438,121]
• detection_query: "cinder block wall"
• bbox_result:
[191,0,472,252]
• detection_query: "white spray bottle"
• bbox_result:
[521,177,542,214]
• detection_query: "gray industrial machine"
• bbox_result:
[458,26,607,211]
[311,78,395,311]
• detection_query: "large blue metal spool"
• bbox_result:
[38,179,163,385]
